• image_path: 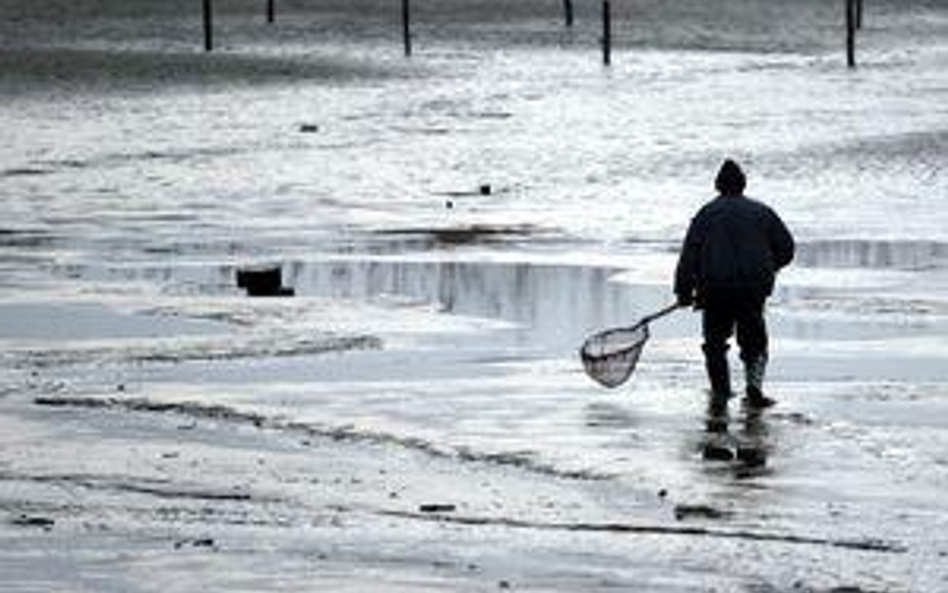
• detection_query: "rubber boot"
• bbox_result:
[743,354,775,408]
[703,345,732,415]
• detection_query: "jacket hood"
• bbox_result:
[715,159,746,196]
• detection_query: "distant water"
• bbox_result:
[2,0,947,249]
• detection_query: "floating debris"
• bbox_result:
[419,503,456,513]
[174,537,216,550]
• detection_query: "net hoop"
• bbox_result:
[579,321,650,388]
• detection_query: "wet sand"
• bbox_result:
[2,253,946,592]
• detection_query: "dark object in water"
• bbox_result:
[299,124,319,133]
[174,537,216,549]
[236,265,294,297]
[479,183,492,195]
[673,504,730,521]
[419,503,456,513]
[11,515,55,529]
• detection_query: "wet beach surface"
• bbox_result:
[2,1,948,591]
[2,242,947,592]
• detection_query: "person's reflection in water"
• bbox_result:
[702,403,769,471]
[735,407,769,469]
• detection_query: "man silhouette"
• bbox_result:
[674,160,795,411]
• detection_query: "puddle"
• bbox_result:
[286,258,676,351]
[43,249,948,361]
[796,240,948,271]
[47,255,680,351]
[0,302,228,341]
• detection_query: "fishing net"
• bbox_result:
[579,321,650,388]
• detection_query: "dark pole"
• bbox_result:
[602,0,612,66]
[846,0,856,68]
[203,0,213,52]
[855,0,863,30]
[267,0,275,23]
[563,0,574,28]
[402,0,412,56]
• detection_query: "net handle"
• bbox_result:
[641,302,683,325]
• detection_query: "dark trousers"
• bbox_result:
[701,292,767,396]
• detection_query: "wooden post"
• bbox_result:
[563,0,574,28]
[203,0,213,52]
[402,0,412,56]
[846,0,856,68]
[267,0,275,23]
[602,0,612,66]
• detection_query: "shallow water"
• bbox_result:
[2,1,948,591]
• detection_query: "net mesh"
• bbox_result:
[579,321,649,388]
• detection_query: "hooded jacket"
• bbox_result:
[675,193,794,301]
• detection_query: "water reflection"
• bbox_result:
[796,239,948,271]
[701,405,771,476]
[583,402,640,429]
[47,255,678,352]
[288,258,672,351]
